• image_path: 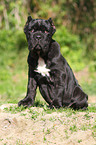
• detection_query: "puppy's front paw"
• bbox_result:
[18,97,33,107]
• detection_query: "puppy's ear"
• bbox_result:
[28,16,33,22]
[24,16,33,34]
[48,18,56,35]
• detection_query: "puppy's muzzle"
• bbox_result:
[33,33,44,41]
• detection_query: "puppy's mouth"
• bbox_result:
[34,44,42,51]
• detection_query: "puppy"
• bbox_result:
[18,16,88,109]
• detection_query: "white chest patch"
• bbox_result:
[35,57,50,76]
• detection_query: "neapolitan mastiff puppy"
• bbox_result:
[18,16,88,109]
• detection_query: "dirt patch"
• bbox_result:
[0,101,96,145]
[89,96,96,104]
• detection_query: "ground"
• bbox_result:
[0,97,96,145]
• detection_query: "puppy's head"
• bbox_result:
[24,16,56,54]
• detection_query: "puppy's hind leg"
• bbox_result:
[70,86,88,110]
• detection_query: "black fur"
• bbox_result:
[18,16,88,110]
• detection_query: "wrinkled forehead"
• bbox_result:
[28,19,51,29]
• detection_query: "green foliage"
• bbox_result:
[0,29,27,51]
[0,29,28,104]
[0,47,28,105]
[54,27,86,71]
[0,0,96,71]
[0,0,25,29]
[81,80,96,95]
[54,26,82,50]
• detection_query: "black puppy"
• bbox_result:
[18,16,88,109]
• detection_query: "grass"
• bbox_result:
[78,139,82,143]
[70,124,78,133]
[3,103,96,114]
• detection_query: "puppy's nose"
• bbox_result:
[36,35,42,40]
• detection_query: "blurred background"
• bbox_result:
[0,0,96,105]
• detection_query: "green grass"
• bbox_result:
[3,103,96,114]
[4,105,26,113]
[70,124,78,133]
[78,139,82,143]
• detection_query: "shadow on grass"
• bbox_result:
[34,100,46,107]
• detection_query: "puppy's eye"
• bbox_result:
[45,31,49,34]
[31,29,34,33]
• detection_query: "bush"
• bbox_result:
[53,26,86,71]
[0,29,27,51]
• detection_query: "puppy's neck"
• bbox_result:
[38,57,45,67]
